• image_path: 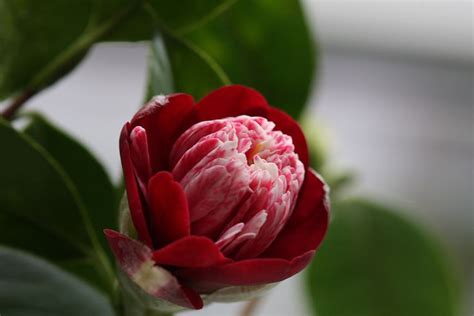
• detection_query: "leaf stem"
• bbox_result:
[1,90,37,120]
[239,298,261,316]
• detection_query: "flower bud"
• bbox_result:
[105,85,329,311]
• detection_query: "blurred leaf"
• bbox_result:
[0,0,237,102]
[22,113,117,258]
[0,118,113,293]
[105,0,237,41]
[324,171,356,202]
[0,246,114,316]
[0,0,142,101]
[146,32,229,100]
[306,199,460,316]
[300,115,330,171]
[185,0,316,117]
[146,34,175,98]
[153,0,238,34]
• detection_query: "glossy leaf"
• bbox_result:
[22,113,117,258]
[147,33,229,100]
[0,0,236,102]
[0,0,143,101]
[0,246,114,316]
[185,0,316,117]
[306,199,460,316]
[105,0,237,41]
[146,34,175,98]
[0,118,113,293]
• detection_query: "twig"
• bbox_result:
[1,90,36,120]
[240,298,261,316]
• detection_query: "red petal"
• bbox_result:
[266,107,309,167]
[152,236,230,268]
[262,169,329,260]
[103,229,203,309]
[120,123,153,247]
[147,171,190,248]
[175,251,314,293]
[194,85,270,121]
[131,93,196,172]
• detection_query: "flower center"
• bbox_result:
[169,115,305,259]
[245,142,264,164]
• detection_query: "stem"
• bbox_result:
[1,90,36,120]
[240,298,261,316]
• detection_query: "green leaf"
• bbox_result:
[152,0,238,34]
[146,34,175,98]
[0,0,142,101]
[0,0,236,102]
[105,0,237,42]
[22,113,117,258]
[0,118,113,293]
[184,0,316,118]
[146,32,229,101]
[306,199,460,316]
[0,246,114,316]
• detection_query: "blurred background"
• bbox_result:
[7,0,472,315]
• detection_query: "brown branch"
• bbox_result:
[240,298,261,316]
[1,89,36,120]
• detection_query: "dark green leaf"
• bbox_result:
[105,0,237,42]
[22,113,117,259]
[0,0,142,101]
[185,0,316,118]
[147,33,229,101]
[306,199,460,316]
[0,246,114,316]
[0,118,113,293]
[146,34,175,98]
[152,0,238,33]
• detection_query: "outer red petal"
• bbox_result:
[266,107,309,167]
[120,123,153,247]
[175,251,314,293]
[152,236,230,268]
[104,229,203,309]
[131,93,196,172]
[262,169,329,260]
[194,85,270,122]
[148,171,190,248]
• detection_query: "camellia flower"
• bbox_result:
[105,85,329,312]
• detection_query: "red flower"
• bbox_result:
[105,85,329,310]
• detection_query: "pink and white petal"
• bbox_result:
[184,165,232,223]
[221,210,268,257]
[184,160,249,237]
[262,169,329,260]
[266,107,309,168]
[119,123,153,247]
[104,229,203,309]
[216,223,244,250]
[169,120,229,168]
[152,236,230,268]
[171,137,221,181]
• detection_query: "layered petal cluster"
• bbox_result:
[105,85,329,310]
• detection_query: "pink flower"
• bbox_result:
[105,85,329,311]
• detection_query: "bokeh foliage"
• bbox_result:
[306,199,459,316]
